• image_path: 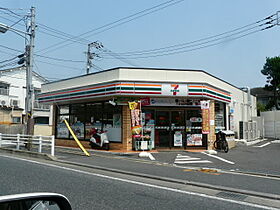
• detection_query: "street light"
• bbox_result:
[0,7,36,137]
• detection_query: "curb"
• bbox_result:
[0,148,57,161]
[55,146,141,156]
[56,159,280,201]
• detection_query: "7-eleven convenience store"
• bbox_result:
[38,67,257,151]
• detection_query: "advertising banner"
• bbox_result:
[128,101,142,137]
[202,109,210,134]
[201,100,210,134]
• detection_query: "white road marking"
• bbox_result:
[174,154,212,164]
[174,160,212,164]
[148,153,155,160]
[202,152,235,165]
[176,157,201,161]
[271,140,280,144]
[254,142,271,148]
[0,154,277,210]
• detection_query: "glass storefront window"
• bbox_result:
[215,102,225,131]
[185,109,203,146]
[56,102,122,142]
[185,109,202,134]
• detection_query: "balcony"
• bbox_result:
[33,100,50,111]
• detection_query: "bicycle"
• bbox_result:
[213,131,229,153]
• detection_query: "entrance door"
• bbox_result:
[155,111,170,147]
[155,110,185,148]
[170,110,185,147]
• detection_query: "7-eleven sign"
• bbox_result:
[171,84,180,95]
[162,84,188,96]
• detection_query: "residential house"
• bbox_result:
[0,66,52,135]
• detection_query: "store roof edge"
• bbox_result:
[42,67,245,92]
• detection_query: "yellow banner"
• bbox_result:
[128,101,138,110]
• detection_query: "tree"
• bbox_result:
[257,102,266,116]
[261,56,280,110]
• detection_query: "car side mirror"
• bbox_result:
[0,192,72,210]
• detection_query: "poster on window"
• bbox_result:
[57,123,69,138]
[85,123,96,139]
[174,131,183,146]
[71,121,84,139]
[187,134,203,146]
[113,114,121,128]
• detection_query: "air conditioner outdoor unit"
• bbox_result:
[1,100,7,107]
[10,99,19,107]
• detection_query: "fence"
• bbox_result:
[260,111,280,139]
[0,133,55,156]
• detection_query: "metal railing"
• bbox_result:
[0,133,55,156]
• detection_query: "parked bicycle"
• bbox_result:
[214,131,229,153]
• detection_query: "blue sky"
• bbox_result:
[0,0,280,88]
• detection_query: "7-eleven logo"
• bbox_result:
[170,84,179,95]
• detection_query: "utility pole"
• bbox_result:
[86,41,103,74]
[26,6,35,136]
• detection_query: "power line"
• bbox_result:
[106,27,273,59]
[102,48,138,67]
[100,18,277,59]
[37,0,185,54]
[35,54,84,63]
[0,60,19,69]
[100,15,276,57]
[0,7,24,18]
[36,59,84,71]
[0,55,19,64]
[0,44,23,53]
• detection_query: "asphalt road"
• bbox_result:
[0,155,278,210]
[54,147,280,197]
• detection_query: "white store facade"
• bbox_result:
[38,67,257,151]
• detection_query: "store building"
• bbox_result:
[38,67,257,151]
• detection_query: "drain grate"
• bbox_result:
[216,191,248,201]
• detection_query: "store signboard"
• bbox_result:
[187,134,203,146]
[149,98,200,107]
[140,97,150,106]
[174,131,183,146]
[200,100,210,109]
[162,84,188,96]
